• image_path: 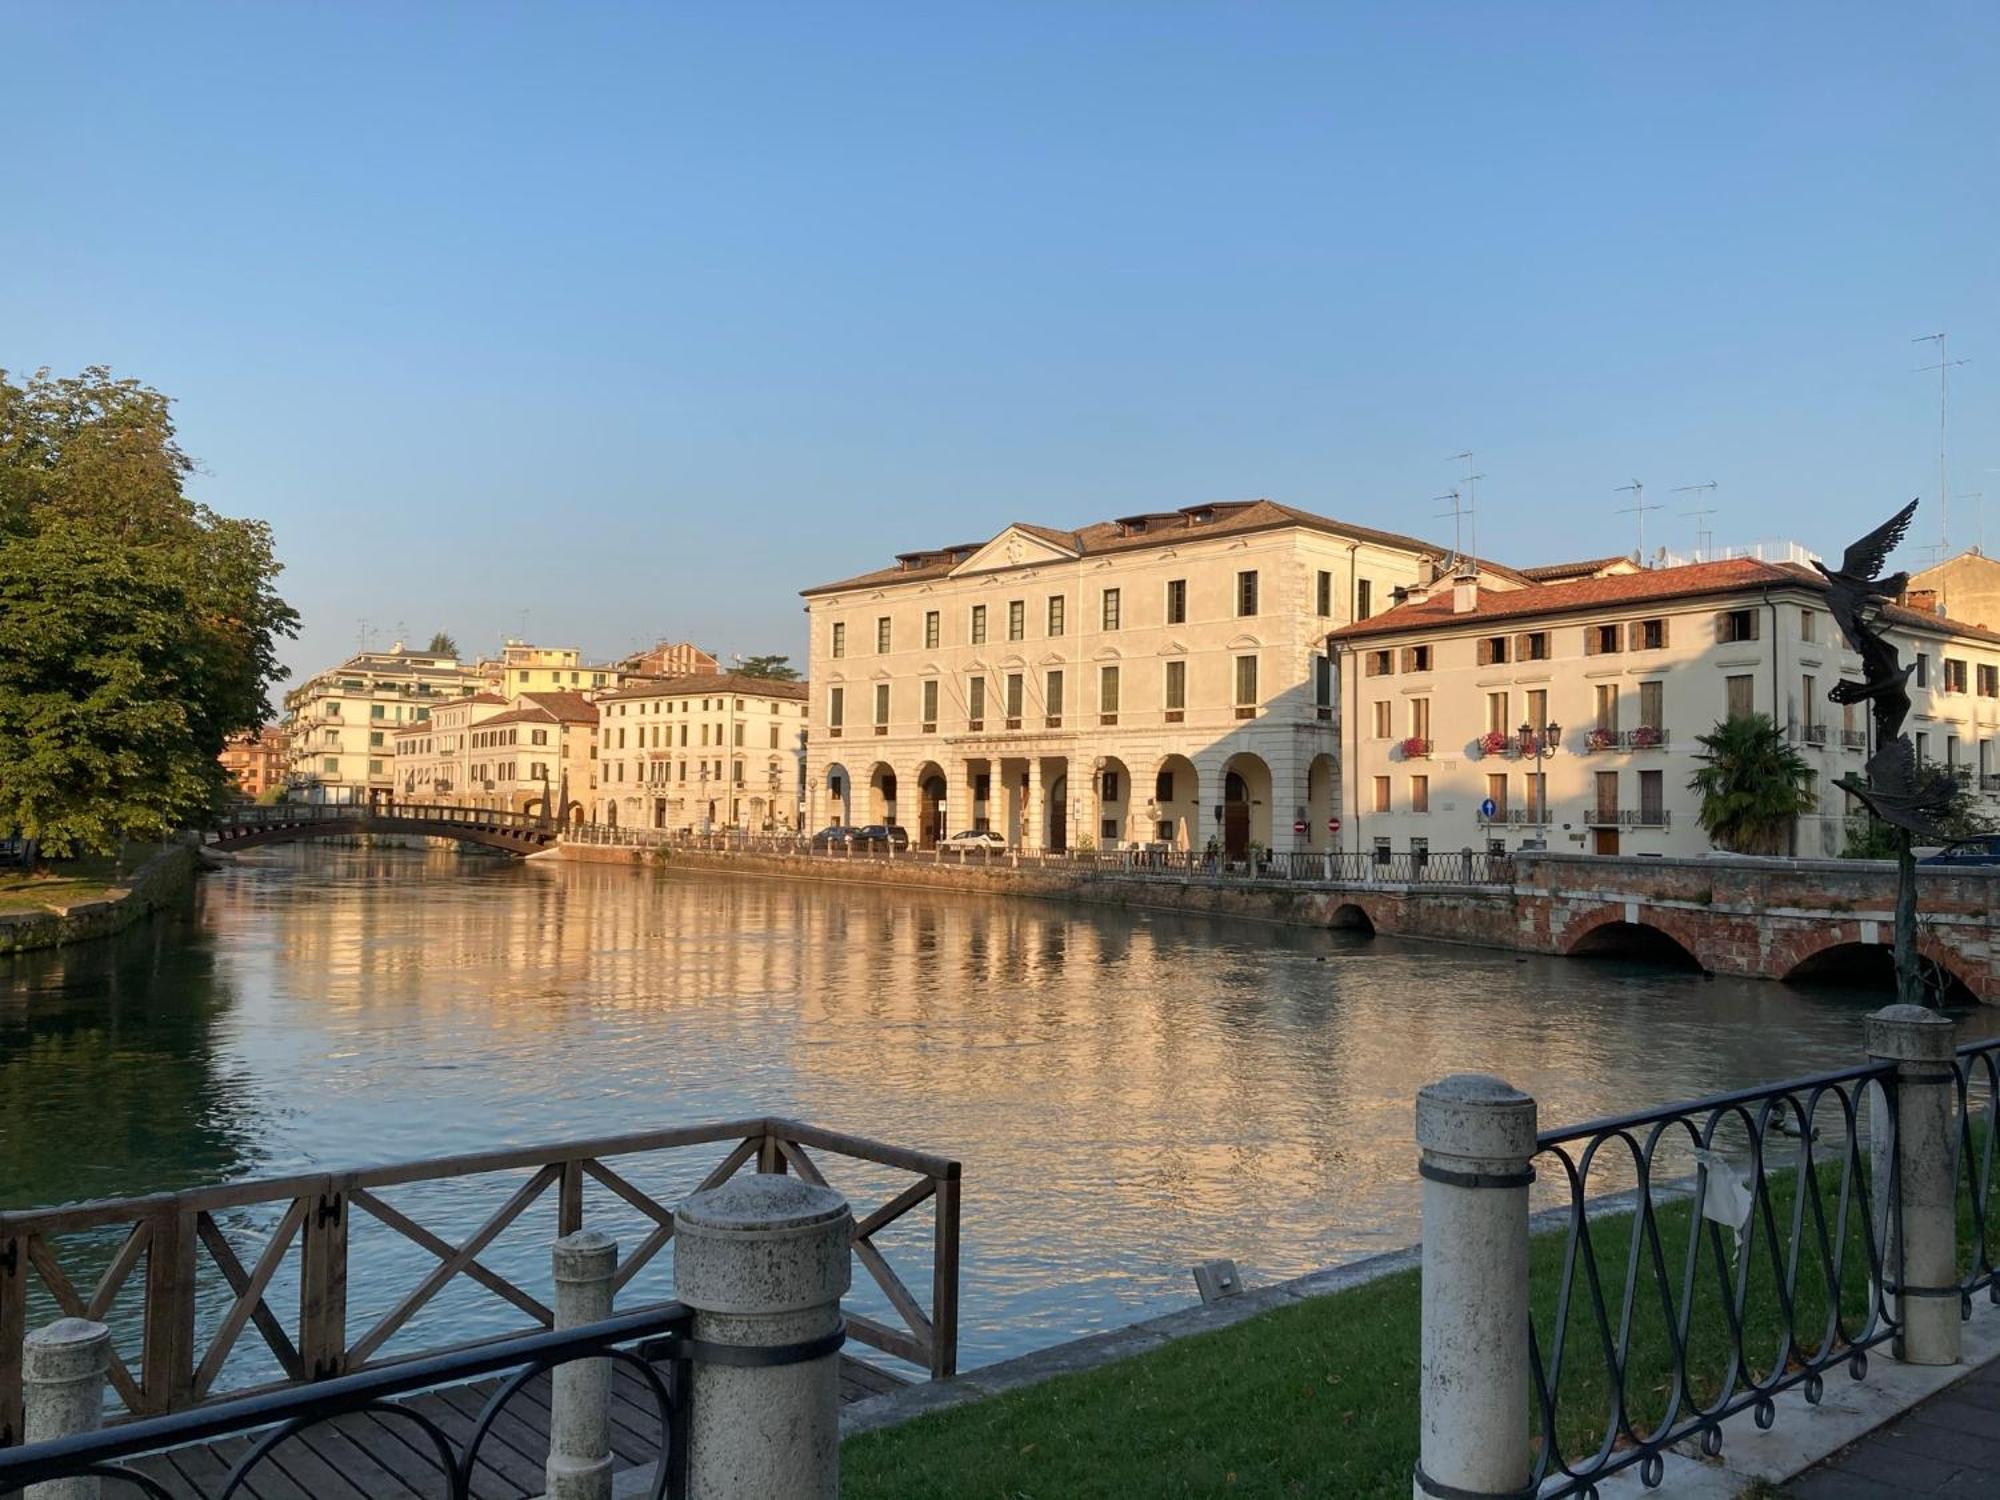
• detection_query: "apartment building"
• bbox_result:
[282,646,481,803]
[219,727,288,800]
[1329,556,2000,861]
[473,641,625,696]
[597,674,810,832]
[457,692,601,819]
[617,640,721,677]
[800,500,1510,855]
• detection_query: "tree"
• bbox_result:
[1842,764,1992,857]
[427,632,460,658]
[1687,713,1815,855]
[734,654,801,681]
[0,367,297,858]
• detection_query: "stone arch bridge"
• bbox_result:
[206,803,570,857]
[1321,853,1999,1004]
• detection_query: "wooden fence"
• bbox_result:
[0,1116,960,1445]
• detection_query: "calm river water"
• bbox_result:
[4,846,1994,1374]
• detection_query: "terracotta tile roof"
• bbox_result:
[473,706,561,728]
[601,672,809,702]
[1519,555,1634,582]
[518,691,600,722]
[800,499,1530,596]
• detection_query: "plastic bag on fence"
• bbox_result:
[1694,1148,1754,1261]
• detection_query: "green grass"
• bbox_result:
[0,844,163,913]
[845,1144,1998,1500]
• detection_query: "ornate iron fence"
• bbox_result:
[1526,1062,1899,1496]
[1955,1036,2000,1306]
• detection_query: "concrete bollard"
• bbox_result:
[23,1318,111,1500]
[1414,1074,1538,1500]
[1867,1004,1962,1367]
[674,1175,852,1500]
[546,1231,619,1500]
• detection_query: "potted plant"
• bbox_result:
[1478,729,1510,756]
[1400,735,1431,758]
[1587,726,1617,752]
[1628,724,1662,748]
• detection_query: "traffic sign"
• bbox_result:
[1479,797,1497,819]
[1328,817,1342,834]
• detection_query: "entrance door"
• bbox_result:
[1593,828,1621,855]
[920,775,947,847]
[1047,775,1068,852]
[1224,771,1251,861]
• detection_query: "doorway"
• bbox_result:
[1593,828,1621,855]
[1047,774,1068,852]
[1224,771,1251,861]
[920,774,947,847]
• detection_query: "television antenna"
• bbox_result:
[1433,488,1469,566]
[1913,333,1970,556]
[1672,482,1719,559]
[1614,480,1659,563]
[1956,491,1986,556]
[1449,451,1483,565]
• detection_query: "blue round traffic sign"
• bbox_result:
[1479,797,1497,819]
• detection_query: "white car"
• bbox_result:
[942,829,1009,851]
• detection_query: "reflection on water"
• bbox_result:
[4,845,1994,1367]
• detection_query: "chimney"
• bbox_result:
[1452,575,1478,615]
[1905,587,1940,616]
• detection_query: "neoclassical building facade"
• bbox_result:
[801,500,1501,855]
[597,673,809,832]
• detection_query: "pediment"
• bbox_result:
[1159,639,1191,657]
[1226,633,1263,650]
[950,527,1078,576]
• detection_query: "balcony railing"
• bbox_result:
[1982,773,2000,794]
[1618,726,1667,750]
[1477,806,1552,826]
[1618,808,1671,828]
[1582,728,1619,753]
[1841,727,1868,750]
[1400,737,1433,759]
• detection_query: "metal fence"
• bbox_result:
[1955,1036,2000,1306]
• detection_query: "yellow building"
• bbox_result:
[598,674,809,832]
[472,641,626,696]
[461,691,601,819]
[800,500,1509,855]
[282,645,481,803]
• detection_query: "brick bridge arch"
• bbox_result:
[1771,924,1982,1005]
[1557,904,1711,970]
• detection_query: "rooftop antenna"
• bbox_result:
[1449,451,1483,566]
[356,618,372,654]
[1673,482,1719,560]
[1614,480,1659,564]
[1956,491,1985,556]
[1433,488,1467,564]
[1914,332,1970,556]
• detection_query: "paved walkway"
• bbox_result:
[1787,1356,2000,1498]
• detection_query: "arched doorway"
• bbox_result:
[1306,754,1337,850]
[605,801,618,828]
[1046,771,1068,852]
[868,764,899,825]
[1152,755,1198,850]
[824,763,852,826]
[1221,753,1272,862]
[915,763,947,847]
[1094,757,1132,847]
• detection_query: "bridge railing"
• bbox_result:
[0,1116,961,1443]
[210,804,563,837]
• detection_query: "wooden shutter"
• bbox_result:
[1659,616,1670,648]
[1513,632,1532,661]
[1583,627,1599,657]
[1400,647,1416,672]
[1715,612,1730,644]
[1626,621,1642,651]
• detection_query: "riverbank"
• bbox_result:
[0,841,197,955]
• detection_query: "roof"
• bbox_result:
[1518,556,1634,582]
[473,706,561,728]
[518,690,599,722]
[1328,555,2000,650]
[601,672,809,702]
[800,499,1531,596]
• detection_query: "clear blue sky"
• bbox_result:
[8,3,1996,685]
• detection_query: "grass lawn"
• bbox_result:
[845,1148,1996,1500]
[0,843,164,914]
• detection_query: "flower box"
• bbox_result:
[1586,727,1618,752]
[1478,730,1511,756]
[1400,736,1432,758]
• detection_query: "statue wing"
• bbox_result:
[1839,499,1919,582]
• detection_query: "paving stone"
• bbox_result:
[1790,1468,1922,1498]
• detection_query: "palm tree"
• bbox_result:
[1688,713,1814,855]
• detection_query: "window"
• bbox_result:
[1045,670,1064,724]
[1233,655,1258,716]
[1478,635,1510,665]
[369,731,384,748]
[1100,665,1121,723]
[1008,600,1025,641]
[876,617,891,654]
[1372,775,1391,813]
[1357,579,1373,620]
[1726,674,1755,719]
[1316,570,1333,616]
[1236,570,1259,617]
[1981,664,1999,698]
[1639,680,1663,730]
[1047,595,1065,636]
[1365,649,1394,677]
[828,687,844,731]
[1101,769,1120,801]
[1640,770,1664,820]
[968,676,986,728]
[1520,631,1550,661]
[1410,698,1432,741]
[1945,658,1968,694]
[1372,700,1392,738]
[1165,578,1187,624]
[371,704,385,718]
[831,622,846,659]
[770,724,781,748]
[971,605,987,645]
[1314,654,1333,717]
[1102,589,1121,630]
[1486,773,1507,817]
[1400,644,1433,672]
[921,679,938,731]
[1594,684,1619,732]
[1916,731,1929,765]
[1800,609,1816,642]
[1411,775,1430,813]
[924,611,940,650]
[1164,660,1186,719]
[1916,652,1929,687]
[873,683,889,730]
[1634,618,1667,650]
[1486,692,1509,734]
[1718,608,1759,643]
[1801,674,1817,731]
[1156,770,1174,801]
[1586,623,1622,656]
[1004,672,1023,726]
[322,756,339,773]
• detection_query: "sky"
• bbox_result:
[7,3,1998,686]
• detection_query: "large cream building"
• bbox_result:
[1329,555,2000,861]
[800,500,1511,855]
[473,641,625,696]
[597,673,810,832]
[282,645,481,803]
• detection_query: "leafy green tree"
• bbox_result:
[1842,764,1992,857]
[734,653,801,681]
[1687,713,1815,855]
[0,367,297,858]
[427,632,459,657]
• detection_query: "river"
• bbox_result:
[4,845,1992,1375]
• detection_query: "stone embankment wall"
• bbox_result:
[0,842,199,956]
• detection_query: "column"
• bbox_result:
[943,760,968,844]
[1024,760,1045,851]
[675,1176,853,1499]
[1414,1074,1537,1500]
[546,1232,618,1500]
[1193,752,1227,858]
[23,1317,111,1500]
[1868,1004,1962,1366]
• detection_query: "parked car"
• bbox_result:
[851,824,911,852]
[809,825,858,850]
[1921,837,2000,866]
[942,829,1009,852]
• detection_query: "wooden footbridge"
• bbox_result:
[205,805,577,857]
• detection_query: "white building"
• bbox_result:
[282,645,481,803]
[597,674,809,832]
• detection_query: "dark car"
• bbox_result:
[809,825,858,850]
[851,824,911,852]
[1921,837,2000,866]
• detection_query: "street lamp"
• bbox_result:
[698,763,712,834]
[1518,721,1562,828]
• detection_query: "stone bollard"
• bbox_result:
[674,1175,852,1500]
[547,1231,619,1500]
[23,1318,111,1500]
[1414,1074,1538,1500]
[1867,1004,1962,1366]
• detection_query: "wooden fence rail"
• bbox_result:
[0,1116,960,1445]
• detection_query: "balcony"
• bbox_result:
[1583,728,1620,753]
[1982,774,2000,794]
[1841,728,1868,751]
[1620,726,1668,751]
[1400,737,1432,759]
[1477,806,1552,826]
[1787,720,1831,747]
[1600,808,1672,828]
